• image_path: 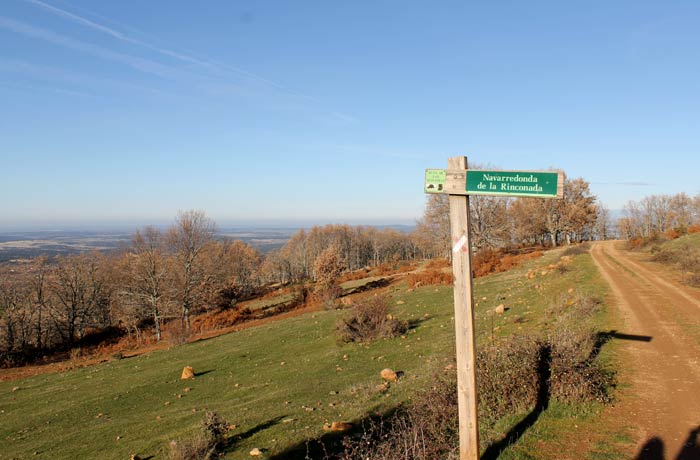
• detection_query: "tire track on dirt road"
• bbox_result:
[591,241,700,459]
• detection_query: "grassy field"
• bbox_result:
[0,248,616,460]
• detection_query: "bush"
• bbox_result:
[650,248,677,263]
[561,243,590,257]
[333,293,613,459]
[336,296,408,344]
[315,280,343,310]
[168,411,229,460]
[168,435,216,460]
[547,327,612,403]
[477,335,541,423]
[339,374,459,460]
[405,269,453,289]
[425,258,450,270]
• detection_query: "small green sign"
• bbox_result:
[424,169,446,193]
[466,170,560,198]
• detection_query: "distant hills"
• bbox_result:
[0,225,416,263]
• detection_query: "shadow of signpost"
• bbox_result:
[480,345,551,460]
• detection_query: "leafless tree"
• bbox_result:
[167,210,216,333]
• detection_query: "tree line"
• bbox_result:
[1,174,602,367]
[414,175,602,258]
[617,193,700,239]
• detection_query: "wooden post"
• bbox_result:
[447,156,479,460]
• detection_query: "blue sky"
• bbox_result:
[2,1,700,229]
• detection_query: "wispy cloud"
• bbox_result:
[0,79,94,98]
[0,16,183,80]
[16,0,357,123]
[0,58,171,97]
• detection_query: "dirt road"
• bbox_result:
[591,241,700,459]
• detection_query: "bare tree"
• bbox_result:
[51,253,110,344]
[167,210,216,333]
[29,256,50,350]
[122,227,169,341]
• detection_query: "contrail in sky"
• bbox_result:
[21,0,352,117]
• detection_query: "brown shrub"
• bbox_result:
[336,296,408,344]
[477,335,541,423]
[315,281,343,310]
[473,248,544,277]
[405,269,453,289]
[561,243,590,257]
[340,269,371,283]
[334,293,613,459]
[627,237,645,250]
[163,322,190,347]
[547,328,612,404]
[650,247,677,263]
[168,411,228,460]
[473,248,499,277]
[168,435,216,460]
[688,225,700,234]
[425,258,450,270]
[663,228,682,240]
[339,374,458,460]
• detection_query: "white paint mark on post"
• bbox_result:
[452,235,468,253]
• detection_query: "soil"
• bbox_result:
[591,241,700,459]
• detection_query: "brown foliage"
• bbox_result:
[405,269,453,289]
[425,258,450,270]
[473,248,544,277]
[340,268,372,283]
[335,296,407,344]
[339,374,459,460]
[167,411,228,460]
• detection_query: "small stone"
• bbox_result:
[249,448,262,456]
[396,300,405,305]
[495,304,506,314]
[11,386,20,392]
[280,362,286,366]
[181,366,195,380]
[164,401,170,406]
[380,368,398,382]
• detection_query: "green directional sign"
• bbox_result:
[466,170,562,198]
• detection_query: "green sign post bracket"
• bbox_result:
[425,168,564,198]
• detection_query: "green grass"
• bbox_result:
[0,249,614,460]
[243,292,296,312]
[655,232,700,252]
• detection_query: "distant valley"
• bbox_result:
[0,228,298,262]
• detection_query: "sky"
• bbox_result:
[2,1,700,230]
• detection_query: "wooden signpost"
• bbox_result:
[424,157,563,460]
